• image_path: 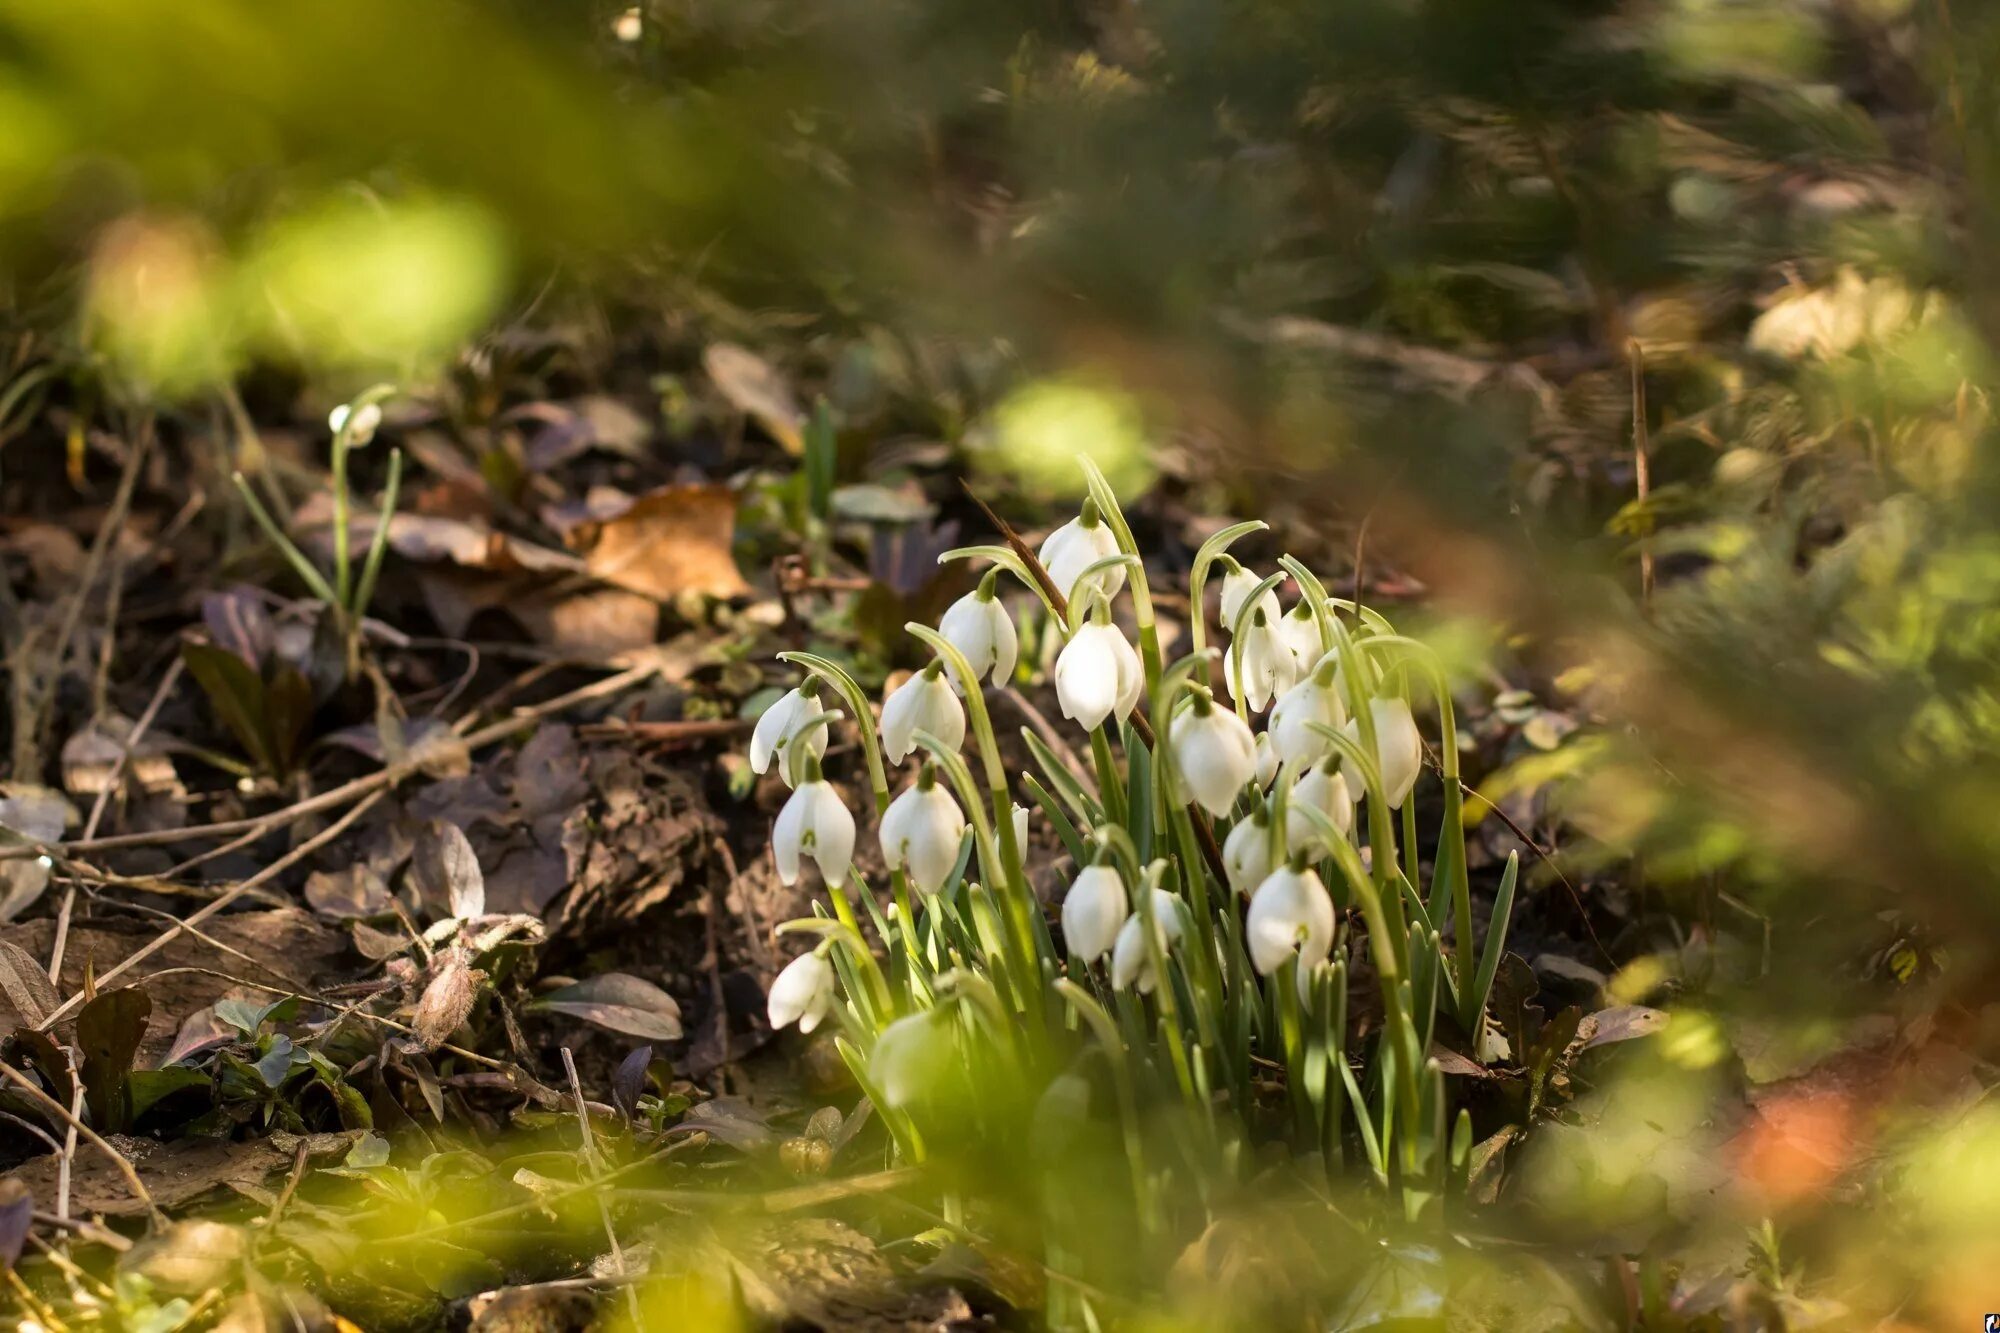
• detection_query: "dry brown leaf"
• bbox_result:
[411,947,484,1049]
[703,342,803,454]
[511,587,661,660]
[562,483,749,601]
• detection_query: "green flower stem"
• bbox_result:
[937,544,1064,621]
[1080,458,1164,712]
[351,446,403,624]
[1223,571,1288,723]
[1055,979,1156,1236]
[232,471,341,609]
[1187,521,1268,664]
[1277,556,1339,660]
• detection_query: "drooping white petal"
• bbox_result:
[938,590,1019,691]
[1269,671,1345,767]
[880,670,966,764]
[1285,762,1354,854]
[1225,615,1300,713]
[1039,517,1126,604]
[1246,866,1336,976]
[1170,704,1258,816]
[1223,812,1273,896]
[1055,623,1140,732]
[1218,564,1280,632]
[880,782,967,895]
[804,781,857,885]
[1340,697,1425,810]
[1275,602,1323,669]
[1012,803,1031,852]
[768,951,836,1033]
[1110,888,1184,993]
[772,783,809,884]
[1061,864,1128,961]
[1254,731,1279,788]
[750,687,827,786]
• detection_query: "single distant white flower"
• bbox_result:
[329,400,383,447]
[1268,654,1346,766]
[772,761,857,887]
[1039,508,1125,604]
[750,682,827,787]
[1169,694,1257,816]
[1286,759,1354,853]
[1111,889,1184,993]
[1341,697,1424,810]
[767,950,836,1034]
[1216,558,1280,632]
[1054,621,1143,732]
[1222,804,1274,896]
[611,5,643,41]
[1225,607,1300,713]
[937,580,1018,691]
[1246,863,1336,976]
[880,768,967,895]
[1061,862,1128,961]
[881,663,965,765]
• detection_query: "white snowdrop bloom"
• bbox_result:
[937,583,1018,691]
[1246,864,1336,976]
[1217,559,1280,632]
[1225,607,1300,713]
[750,683,827,787]
[1169,695,1257,816]
[1054,621,1143,732]
[1286,759,1354,854]
[771,764,857,887]
[1254,730,1279,788]
[1341,697,1424,809]
[870,1011,942,1109]
[1012,802,1031,852]
[767,950,836,1034]
[1268,655,1347,766]
[1061,862,1128,961]
[881,663,965,765]
[611,6,643,41]
[1110,888,1184,993]
[1038,510,1125,604]
[1275,601,1323,669]
[1222,805,1274,896]
[329,400,382,446]
[880,769,967,895]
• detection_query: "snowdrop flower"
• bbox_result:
[767,950,836,1034]
[1268,654,1346,766]
[1246,862,1336,976]
[1054,620,1143,732]
[1286,759,1354,853]
[329,400,382,447]
[870,1011,943,1109]
[1038,504,1126,604]
[1225,607,1300,712]
[1222,803,1273,896]
[937,575,1018,691]
[880,766,967,895]
[772,758,857,887]
[1110,888,1184,993]
[750,680,827,787]
[1341,697,1424,809]
[1012,802,1031,851]
[881,662,965,764]
[1169,692,1257,816]
[1275,601,1323,668]
[1254,731,1279,788]
[1061,861,1128,961]
[1216,557,1280,631]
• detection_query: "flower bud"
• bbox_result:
[880,770,967,896]
[1061,862,1128,961]
[1169,695,1257,816]
[1222,805,1274,896]
[1246,865,1335,976]
[767,950,836,1034]
[1038,508,1125,604]
[1285,759,1354,854]
[329,400,382,447]
[772,766,857,887]
[1341,697,1424,810]
[1054,622,1143,732]
[937,583,1018,691]
[1012,802,1031,851]
[881,663,965,765]
[1111,889,1185,993]
[750,682,827,787]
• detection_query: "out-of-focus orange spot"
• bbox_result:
[1732,1091,1852,1206]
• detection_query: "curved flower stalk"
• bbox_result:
[750,678,827,786]
[882,662,966,765]
[880,766,967,896]
[1186,521,1268,663]
[937,570,1018,691]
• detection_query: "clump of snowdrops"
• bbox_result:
[752,461,1518,1279]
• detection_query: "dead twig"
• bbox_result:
[562,1046,643,1328]
[0,1058,160,1223]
